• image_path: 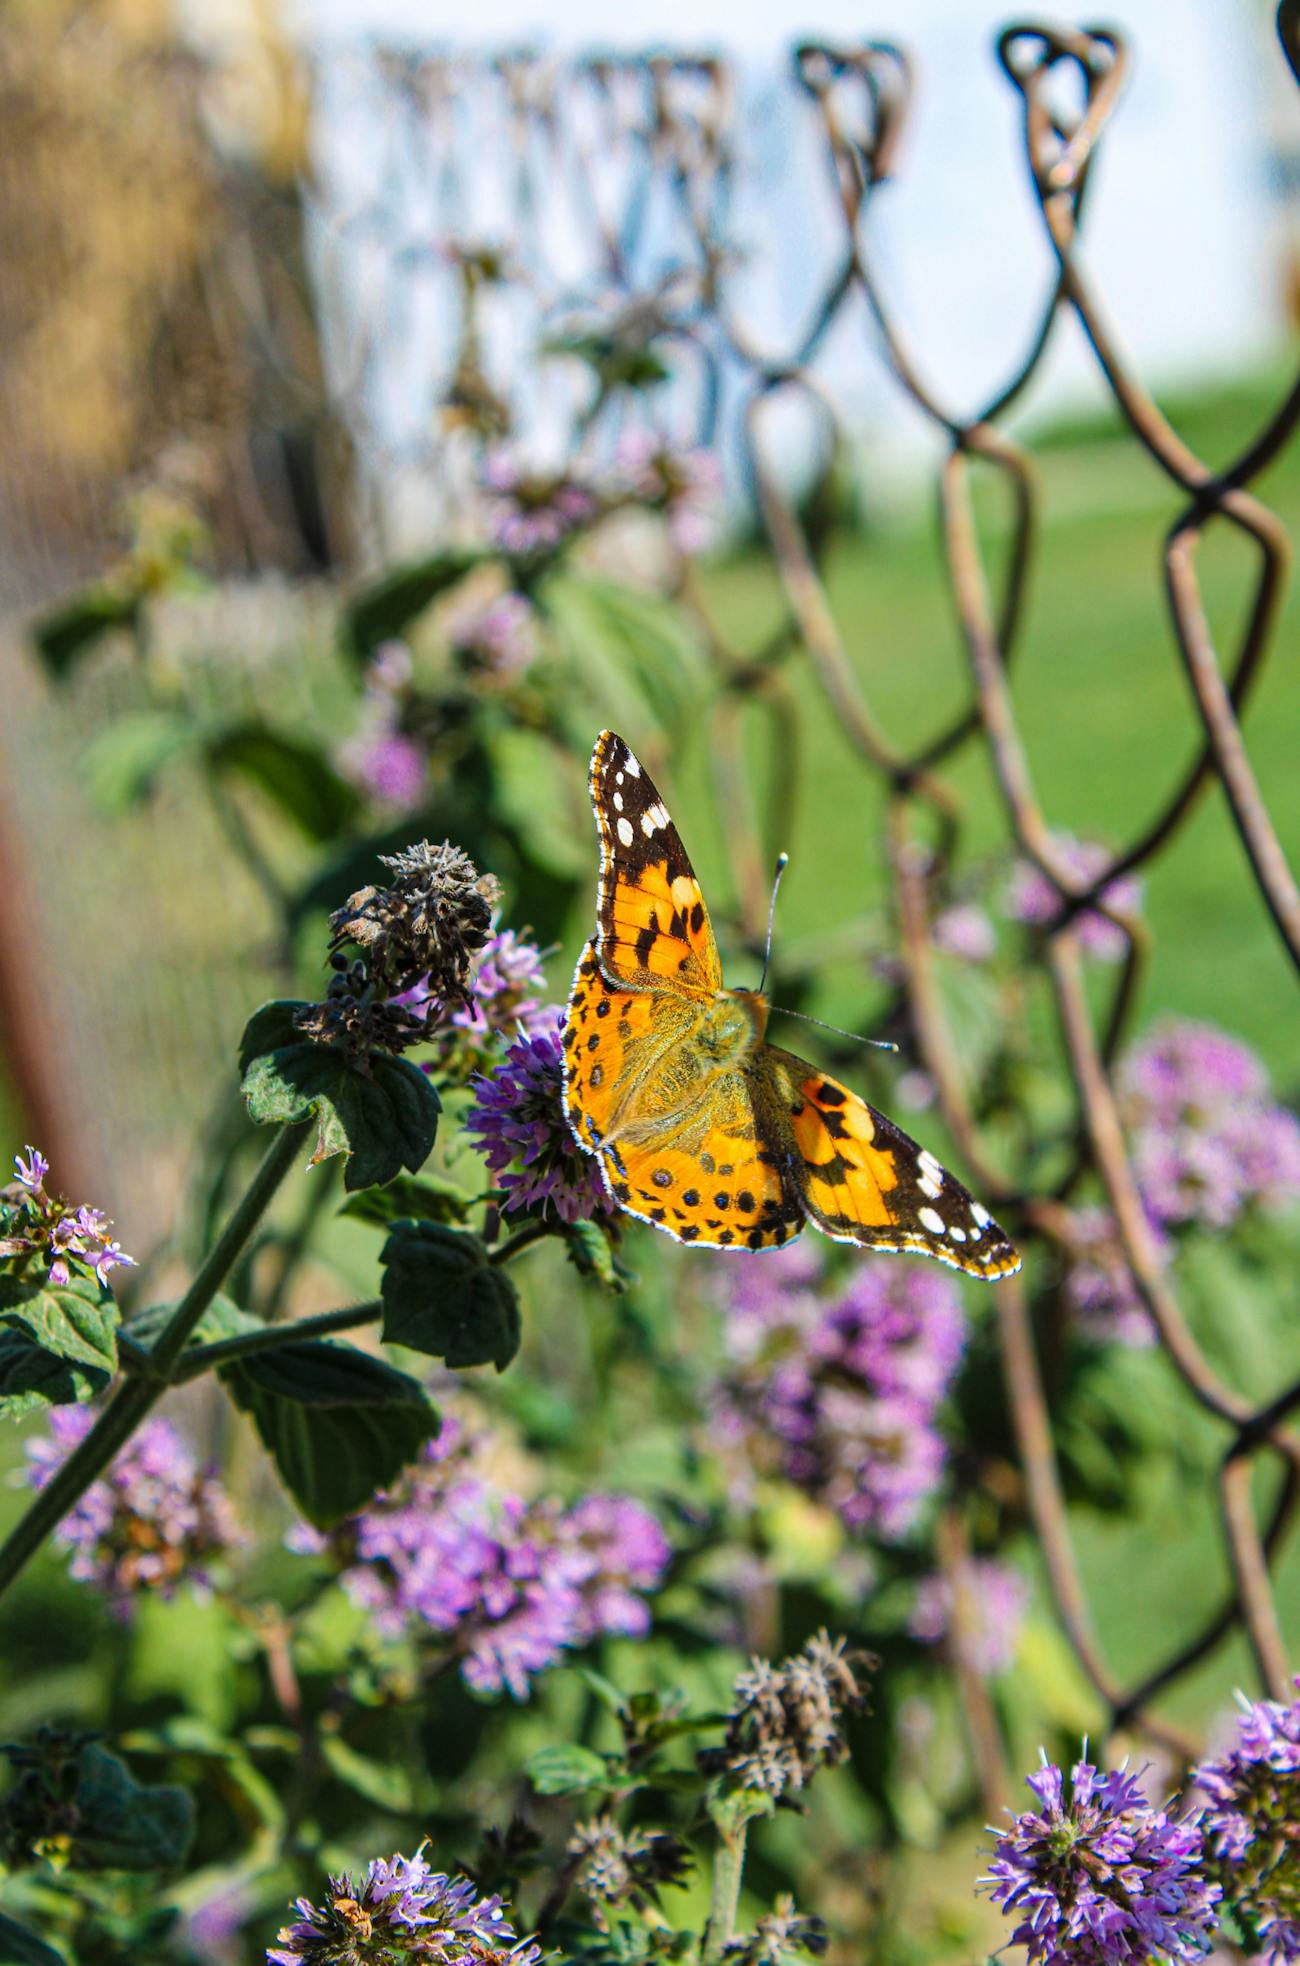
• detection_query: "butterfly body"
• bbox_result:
[561,731,1021,1280]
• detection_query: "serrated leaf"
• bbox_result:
[0,1908,66,1966]
[82,709,200,815]
[526,1743,610,1796]
[31,584,139,678]
[58,1743,193,1871]
[380,1221,521,1370]
[345,551,484,663]
[0,1276,119,1419]
[207,725,360,843]
[221,1339,438,1527]
[320,1732,413,1812]
[339,1174,471,1229]
[239,1004,440,1192]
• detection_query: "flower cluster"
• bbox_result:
[984,1751,1220,1966]
[338,641,427,813]
[566,1815,693,1928]
[930,900,998,964]
[1195,1680,1300,1962]
[613,429,723,554]
[722,1897,829,1966]
[444,590,538,687]
[269,1848,541,1966]
[465,1013,612,1225]
[712,1245,965,1541]
[908,1558,1030,1678]
[1060,1206,1160,1349]
[0,1148,135,1290]
[1006,833,1143,962]
[297,1414,669,1700]
[411,929,553,1082]
[482,450,599,555]
[1120,1019,1300,1233]
[702,1631,873,1801]
[26,1407,241,1611]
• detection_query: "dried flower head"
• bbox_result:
[1194,1680,1300,1964]
[721,1895,829,1966]
[330,841,500,1001]
[983,1750,1220,1966]
[293,958,432,1060]
[269,1848,541,1966]
[26,1407,241,1612]
[703,1631,873,1801]
[566,1815,692,1927]
[0,1148,135,1289]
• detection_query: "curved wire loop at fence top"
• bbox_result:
[306,11,1300,1776]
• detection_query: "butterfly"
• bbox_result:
[560,731,1021,1281]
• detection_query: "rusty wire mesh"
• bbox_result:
[296,11,1300,1786]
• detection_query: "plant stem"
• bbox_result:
[489,1220,549,1265]
[172,1299,382,1381]
[0,1119,310,1604]
[703,1824,748,1966]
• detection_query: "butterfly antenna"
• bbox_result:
[757,852,789,996]
[770,1003,899,1054]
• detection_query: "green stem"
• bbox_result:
[172,1299,381,1382]
[489,1220,550,1265]
[0,1120,310,1604]
[704,1824,748,1966]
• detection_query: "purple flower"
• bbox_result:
[297,1413,669,1701]
[452,930,550,1041]
[483,451,599,555]
[1061,1207,1158,1349]
[712,1250,965,1542]
[464,1013,612,1225]
[1194,1681,1300,1962]
[984,1750,1221,1966]
[26,1407,242,1612]
[908,1558,1029,1677]
[444,591,538,685]
[613,429,723,554]
[1,1148,135,1290]
[268,1846,541,1965]
[931,902,998,964]
[1006,834,1143,962]
[1120,1021,1300,1234]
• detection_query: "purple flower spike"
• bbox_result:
[1194,1679,1300,1963]
[13,1146,48,1194]
[1,1148,135,1291]
[26,1408,242,1612]
[268,1846,542,1965]
[465,1014,612,1226]
[984,1749,1220,1966]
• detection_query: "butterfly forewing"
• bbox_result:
[757,1046,1021,1280]
[590,731,723,995]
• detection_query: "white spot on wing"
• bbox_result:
[613,791,623,811]
[623,753,641,777]
[615,772,625,786]
[948,1225,967,1242]
[616,816,634,847]
[971,1203,991,1228]
[918,1171,942,1201]
[918,1205,946,1236]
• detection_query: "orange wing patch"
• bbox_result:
[758,1047,1021,1279]
[590,731,722,996]
[596,1099,804,1252]
[561,941,661,1151]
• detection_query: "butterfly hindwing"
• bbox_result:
[590,731,723,996]
[756,1045,1021,1280]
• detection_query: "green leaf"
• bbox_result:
[221,1339,438,1527]
[339,1173,471,1229]
[0,1276,118,1420]
[207,725,360,843]
[46,1743,195,1871]
[380,1221,521,1371]
[123,1292,255,1357]
[31,584,139,679]
[540,573,704,735]
[526,1743,610,1796]
[0,1908,66,1965]
[82,709,200,815]
[239,1003,440,1192]
[320,1732,413,1813]
[345,551,484,663]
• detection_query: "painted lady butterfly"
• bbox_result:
[561,732,1020,1279]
